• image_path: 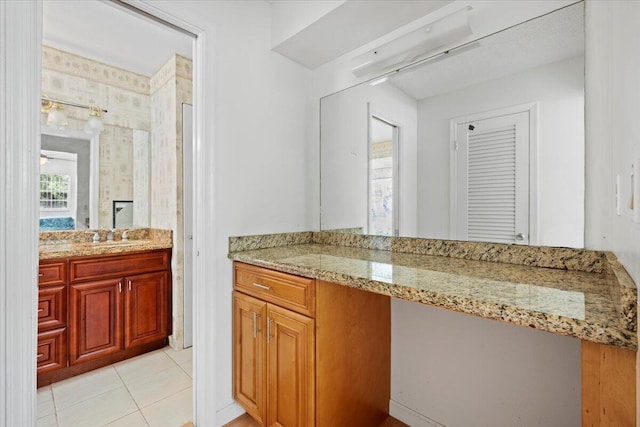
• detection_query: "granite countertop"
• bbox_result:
[228,235,637,351]
[39,228,173,260]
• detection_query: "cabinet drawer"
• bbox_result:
[70,250,170,283]
[234,262,315,317]
[38,285,67,331]
[37,327,67,374]
[39,260,67,286]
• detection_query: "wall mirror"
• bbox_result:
[320,3,585,248]
[40,126,150,230]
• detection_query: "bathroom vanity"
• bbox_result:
[229,232,637,426]
[37,229,173,386]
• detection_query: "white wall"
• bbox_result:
[392,301,581,426]
[137,1,312,423]
[584,0,640,286]
[584,1,640,422]
[417,56,585,247]
[321,82,417,235]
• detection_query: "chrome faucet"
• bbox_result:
[85,230,100,243]
[106,229,116,242]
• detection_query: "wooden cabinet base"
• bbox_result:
[37,338,167,388]
[582,340,636,426]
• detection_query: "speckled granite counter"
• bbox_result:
[228,233,637,350]
[39,228,172,260]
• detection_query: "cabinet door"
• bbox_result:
[69,279,123,365]
[234,292,267,425]
[267,304,315,427]
[38,284,67,332]
[124,271,169,348]
[37,327,67,374]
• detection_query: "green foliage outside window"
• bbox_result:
[40,174,70,209]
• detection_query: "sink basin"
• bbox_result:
[95,241,143,247]
[40,240,73,246]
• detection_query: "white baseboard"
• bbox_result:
[216,402,246,426]
[389,400,446,427]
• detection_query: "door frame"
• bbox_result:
[368,104,401,237]
[449,102,538,245]
[0,1,219,426]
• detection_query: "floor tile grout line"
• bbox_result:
[137,382,193,411]
[118,361,187,394]
[115,352,191,411]
[113,360,144,413]
[51,366,124,411]
[101,410,150,427]
[138,385,194,427]
[115,350,181,386]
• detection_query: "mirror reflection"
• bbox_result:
[40,126,150,230]
[321,3,585,248]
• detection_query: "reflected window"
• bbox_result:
[40,174,70,210]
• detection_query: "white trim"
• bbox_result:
[116,2,216,426]
[369,106,402,237]
[449,102,538,244]
[216,402,246,425]
[389,400,445,427]
[0,1,41,426]
[41,126,100,228]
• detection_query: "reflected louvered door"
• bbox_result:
[456,111,529,245]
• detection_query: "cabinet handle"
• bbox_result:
[37,353,44,359]
[267,317,273,344]
[38,273,44,277]
[37,308,44,313]
[128,280,132,291]
[252,282,271,291]
[252,312,261,338]
[118,282,122,293]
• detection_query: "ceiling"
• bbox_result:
[272,0,452,69]
[42,1,192,77]
[390,3,584,100]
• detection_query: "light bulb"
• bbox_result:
[84,108,104,134]
[46,103,68,129]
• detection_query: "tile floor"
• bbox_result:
[37,346,193,427]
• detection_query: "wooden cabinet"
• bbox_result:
[234,292,267,424]
[266,303,314,427]
[124,271,170,348]
[38,260,68,376]
[38,249,172,386]
[233,262,389,427]
[69,278,123,364]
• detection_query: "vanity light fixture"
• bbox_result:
[83,107,105,135]
[351,6,473,78]
[44,102,68,129]
[41,96,108,133]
